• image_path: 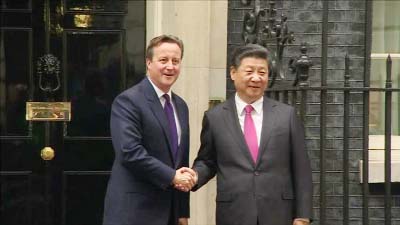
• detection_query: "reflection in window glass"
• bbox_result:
[370,1,400,136]
[1,0,31,9]
[0,30,30,136]
[66,32,121,137]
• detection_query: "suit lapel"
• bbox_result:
[256,97,277,166]
[223,97,256,167]
[143,78,176,164]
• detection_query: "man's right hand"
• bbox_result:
[172,167,197,192]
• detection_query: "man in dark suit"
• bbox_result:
[103,35,196,225]
[190,44,313,225]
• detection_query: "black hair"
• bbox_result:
[230,44,269,69]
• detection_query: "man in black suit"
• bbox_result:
[190,44,313,225]
[103,35,196,225]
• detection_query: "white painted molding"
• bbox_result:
[371,53,400,59]
[359,160,400,183]
[359,135,400,183]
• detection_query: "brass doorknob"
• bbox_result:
[41,147,55,160]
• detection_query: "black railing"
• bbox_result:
[265,54,399,225]
[384,55,393,225]
[238,1,399,224]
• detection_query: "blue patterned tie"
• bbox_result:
[163,94,178,160]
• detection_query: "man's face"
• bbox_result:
[230,57,269,104]
[146,42,182,93]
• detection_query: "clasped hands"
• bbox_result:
[172,167,197,192]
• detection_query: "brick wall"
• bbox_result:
[227,1,399,224]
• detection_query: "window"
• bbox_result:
[370,1,400,136]
[366,1,400,183]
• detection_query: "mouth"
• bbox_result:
[163,73,175,77]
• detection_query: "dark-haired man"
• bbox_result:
[103,35,196,225]
[191,44,313,225]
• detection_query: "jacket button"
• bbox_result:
[254,171,260,176]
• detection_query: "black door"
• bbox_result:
[0,1,145,224]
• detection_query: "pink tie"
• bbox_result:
[244,105,258,163]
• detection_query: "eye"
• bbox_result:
[245,70,253,75]
[159,58,168,63]
[172,58,181,65]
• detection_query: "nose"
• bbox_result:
[250,73,262,82]
[165,60,174,69]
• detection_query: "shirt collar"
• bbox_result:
[235,93,263,115]
[147,77,172,99]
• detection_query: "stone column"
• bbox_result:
[147,1,227,224]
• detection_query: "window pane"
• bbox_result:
[370,1,400,136]
[372,1,400,53]
[370,59,400,135]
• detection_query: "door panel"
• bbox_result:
[1,141,35,170]
[63,173,110,225]
[1,28,32,136]
[0,0,32,28]
[63,140,113,171]
[0,173,32,225]
[65,31,124,137]
[1,0,31,9]
[1,1,145,224]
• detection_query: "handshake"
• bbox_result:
[172,167,198,192]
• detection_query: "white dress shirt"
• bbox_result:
[148,78,181,144]
[235,93,263,147]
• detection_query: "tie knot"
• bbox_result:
[244,105,254,114]
[163,94,171,103]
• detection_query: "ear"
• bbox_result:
[230,66,236,80]
[145,58,151,69]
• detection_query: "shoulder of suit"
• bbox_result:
[206,100,228,116]
[116,83,141,98]
[112,78,147,105]
[171,93,189,110]
[265,96,294,110]
[172,92,185,103]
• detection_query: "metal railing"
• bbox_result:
[237,1,400,224]
[265,54,399,225]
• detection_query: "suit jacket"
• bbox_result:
[103,77,190,225]
[192,96,312,225]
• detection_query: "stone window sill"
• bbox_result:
[359,135,400,183]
